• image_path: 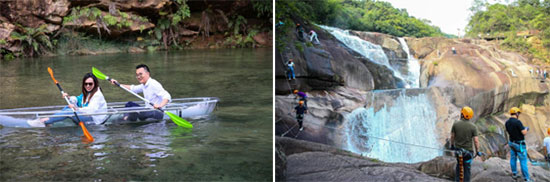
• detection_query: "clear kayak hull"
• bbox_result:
[0,97,218,128]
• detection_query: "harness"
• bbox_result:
[509,140,526,153]
[454,148,474,182]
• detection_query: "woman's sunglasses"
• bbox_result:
[85,82,94,86]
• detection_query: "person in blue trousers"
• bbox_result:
[287,59,295,80]
[505,107,530,181]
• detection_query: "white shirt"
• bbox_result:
[287,62,294,68]
[130,78,171,108]
[544,137,550,155]
[70,88,108,125]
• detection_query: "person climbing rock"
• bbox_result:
[544,128,550,163]
[450,106,481,182]
[505,107,530,181]
[309,30,319,44]
[294,100,307,131]
[452,47,457,55]
[296,23,305,40]
[293,89,307,107]
[287,59,295,80]
[276,20,284,28]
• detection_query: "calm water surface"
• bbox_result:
[0,49,272,181]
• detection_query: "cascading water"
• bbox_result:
[398,38,420,88]
[345,91,442,163]
[319,25,407,85]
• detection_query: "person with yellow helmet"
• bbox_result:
[294,100,307,131]
[450,106,480,182]
[505,107,530,181]
[543,127,550,163]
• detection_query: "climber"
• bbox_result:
[452,47,457,55]
[296,23,305,40]
[286,59,295,80]
[450,106,481,182]
[309,30,319,44]
[505,107,530,181]
[293,89,307,107]
[294,100,307,131]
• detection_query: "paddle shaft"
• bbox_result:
[54,83,81,125]
[107,78,165,112]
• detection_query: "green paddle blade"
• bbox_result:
[92,67,107,80]
[166,111,193,128]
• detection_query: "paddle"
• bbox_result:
[47,67,94,142]
[92,67,193,128]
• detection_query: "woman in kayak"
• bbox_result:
[27,73,107,127]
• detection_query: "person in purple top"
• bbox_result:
[293,89,308,107]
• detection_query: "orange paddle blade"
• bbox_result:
[47,67,58,84]
[79,122,94,142]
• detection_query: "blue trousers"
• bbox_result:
[45,106,93,125]
[509,141,530,180]
[124,102,163,121]
[287,67,295,79]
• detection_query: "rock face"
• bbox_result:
[277,137,448,182]
[275,23,409,94]
[1,0,271,58]
[277,137,550,182]
[276,18,550,179]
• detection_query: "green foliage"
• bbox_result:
[253,1,272,18]
[295,42,304,53]
[467,0,550,62]
[228,15,248,35]
[10,24,53,57]
[276,0,445,37]
[488,125,497,133]
[63,7,149,31]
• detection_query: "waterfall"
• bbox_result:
[319,25,407,84]
[345,91,441,163]
[398,38,420,88]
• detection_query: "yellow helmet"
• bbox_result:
[461,106,474,120]
[293,90,298,94]
[510,107,521,115]
[299,100,304,105]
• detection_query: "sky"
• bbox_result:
[381,0,476,36]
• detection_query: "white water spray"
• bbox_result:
[345,92,441,163]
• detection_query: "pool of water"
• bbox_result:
[0,49,273,181]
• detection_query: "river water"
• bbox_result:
[0,49,272,181]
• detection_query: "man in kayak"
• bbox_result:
[27,73,107,127]
[109,64,172,121]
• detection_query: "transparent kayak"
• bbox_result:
[0,97,219,128]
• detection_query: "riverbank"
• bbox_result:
[0,0,272,60]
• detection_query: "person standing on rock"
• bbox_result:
[452,47,457,54]
[287,59,295,80]
[294,100,307,131]
[543,128,550,163]
[505,107,530,181]
[450,106,481,182]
